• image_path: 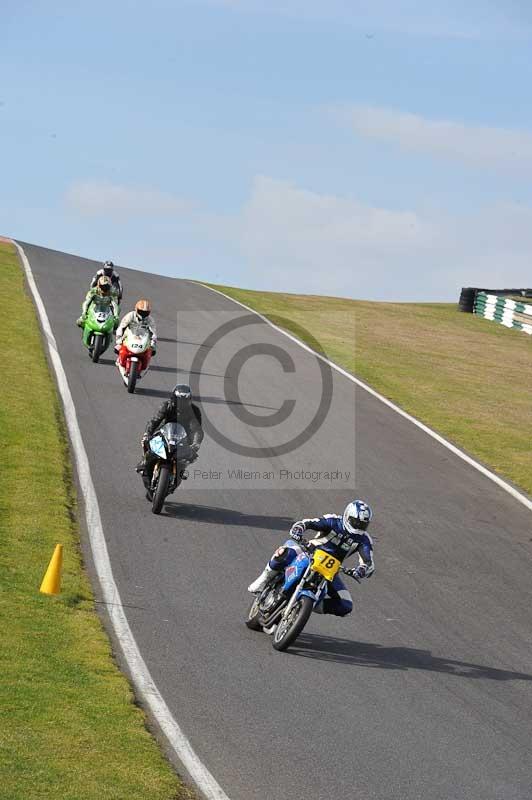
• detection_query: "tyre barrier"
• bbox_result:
[459,287,476,313]
[473,291,532,335]
[459,286,532,313]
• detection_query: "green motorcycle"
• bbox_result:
[81,300,118,362]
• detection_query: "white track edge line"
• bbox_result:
[198,282,532,513]
[15,242,231,800]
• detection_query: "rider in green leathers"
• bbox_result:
[76,275,119,327]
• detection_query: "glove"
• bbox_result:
[114,344,120,354]
[141,433,149,451]
[76,316,85,327]
[151,348,157,357]
[289,522,306,543]
[347,565,367,580]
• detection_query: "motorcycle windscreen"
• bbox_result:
[161,422,188,447]
[127,323,151,342]
[89,302,113,330]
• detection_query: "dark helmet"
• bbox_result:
[102,260,115,277]
[172,383,192,413]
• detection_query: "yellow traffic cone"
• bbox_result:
[40,544,63,595]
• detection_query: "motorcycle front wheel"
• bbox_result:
[272,596,313,652]
[127,360,138,393]
[151,464,170,514]
[92,334,104,363]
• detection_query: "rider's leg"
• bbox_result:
[118,344,129,368]
[140,350,152,371]
[247,544,297,593]
[320,574,353,617]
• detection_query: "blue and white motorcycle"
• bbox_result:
[246,541,360,652]
[145,422,195,514]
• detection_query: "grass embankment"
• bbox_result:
[208,284,532,496]
[0,241,192,800]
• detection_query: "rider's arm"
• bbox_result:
[187,405,204,449]
[145,401,170,437]
[356,535,375,578]
[295,514,339,534]
[148,317,157,347]
[81,288,96,316]
[115,274,123,301]
[116,311,134,344]
[90,270,101,288]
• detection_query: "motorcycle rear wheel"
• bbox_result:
[92,335,104,363]
[151,464,170,514]
[272,596,313,652]
[246,596,263,631]
[127,360,138,393]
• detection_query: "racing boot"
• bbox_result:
[247,564,278,594]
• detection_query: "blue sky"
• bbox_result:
[2,0,532,300]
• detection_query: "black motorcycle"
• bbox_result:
[144,422,195,514]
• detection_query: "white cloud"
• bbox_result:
[342,105,532,172]
[231,176,532,300]
[65,180,190,219]
[63,175,532,300]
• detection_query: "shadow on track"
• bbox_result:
[136,388,278,411]
[135,387,170,399]
[161,502,293,531]
[289,634,532,682]
[149,364,226,379]
[157,337,210,347]
[196,394,279,410]
[92,360,226,380]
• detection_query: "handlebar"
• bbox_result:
[294,538,361,583]
[341,567,361,583]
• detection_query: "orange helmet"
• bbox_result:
[135,299,151,319]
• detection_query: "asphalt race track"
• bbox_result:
[22,241,532,800]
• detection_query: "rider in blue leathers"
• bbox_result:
[248,500,374,617]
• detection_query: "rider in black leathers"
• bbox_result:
[137,384,204,492]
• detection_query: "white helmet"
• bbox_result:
[343,500,372,533]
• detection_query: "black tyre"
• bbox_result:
[272,595,313,652]
[151,465,170,514]
[245,596,263,631]
[127,360,138,394]
[92,334,104,363]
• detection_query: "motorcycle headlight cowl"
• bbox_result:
[149,435,167,458]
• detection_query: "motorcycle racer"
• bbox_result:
[77,275,118,327]
[90,260,123,301]
[248,500,374,617]
[114,299,157,372]
[136,384,204,494]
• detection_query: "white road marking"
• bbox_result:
[199,283,532,513]
[15,241,231,800]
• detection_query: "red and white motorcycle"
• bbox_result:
[116,324,153,394]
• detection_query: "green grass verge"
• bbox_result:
[0,241,193,800]
[207,283,532,496]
